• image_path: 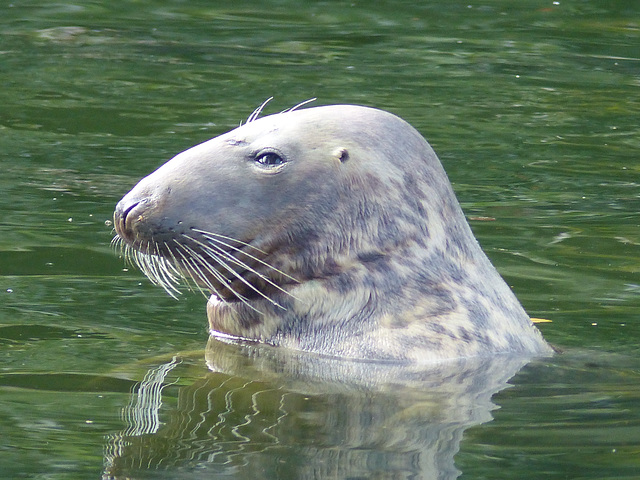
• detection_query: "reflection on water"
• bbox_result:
[103,339,533,479]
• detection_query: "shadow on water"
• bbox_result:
[103,338,536,480]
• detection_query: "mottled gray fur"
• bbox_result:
[113,105,552,363]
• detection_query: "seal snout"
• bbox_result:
[114,197,146,244]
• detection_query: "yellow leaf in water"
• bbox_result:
[530,318,553,323]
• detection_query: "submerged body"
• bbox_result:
[113,104,551,362]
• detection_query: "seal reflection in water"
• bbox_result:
[113,103,552,362]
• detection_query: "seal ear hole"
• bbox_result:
[334,148,349,163]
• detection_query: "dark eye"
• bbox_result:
[255,152,284,167]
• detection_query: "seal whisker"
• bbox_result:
[193,232,298,284]
[178,237,280,311]
[146,242,165,281]
[191,228,268,254]
[281,98,317,113]
[110,235,121,250]
[149,243,183,299]
[198,240,292,299]
[132,244,181,299]
[131,241,182,299]
[131,248,150,279]
[117,240,130,267]
[111,236,126,268]
[173,241,227,289]
[246,97,274,124]
[192,229,298,284]
[171,244,219,299]
[172,242,262,315]
[114,236,129,262]
[125,244,134,264]
[122,243,135,269]
[176,244,263,315]
[185,234,291,308]
[132,248,155,285]
[144,243,171,289]
[158,243,186,282]
[162,242,201,296]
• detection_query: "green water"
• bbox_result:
[1,1,639,478]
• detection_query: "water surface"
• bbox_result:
[1,1,639,479]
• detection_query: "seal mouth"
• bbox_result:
[112,226,296,312]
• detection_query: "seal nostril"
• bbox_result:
[121,201,139,222]
[114,199,143,240]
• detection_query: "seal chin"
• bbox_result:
[113,103,553,362]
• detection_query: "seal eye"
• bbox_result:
[255,152,284,167]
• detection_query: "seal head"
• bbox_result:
[114,104,552,362]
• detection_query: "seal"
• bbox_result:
[113,103,552,363]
